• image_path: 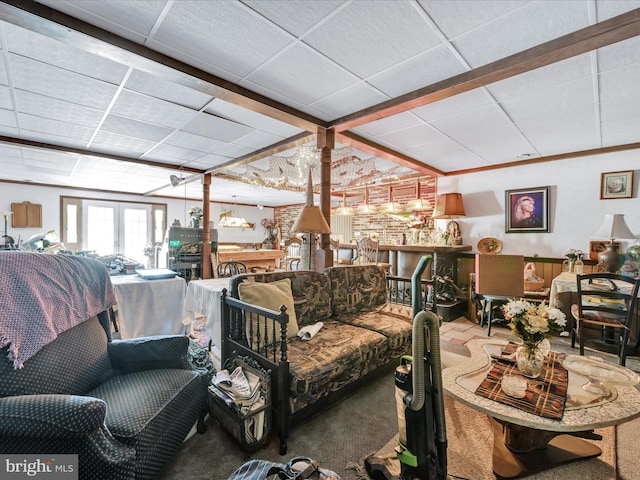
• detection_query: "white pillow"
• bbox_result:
[238,278,299,347]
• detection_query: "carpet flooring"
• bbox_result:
[158,319,640,480]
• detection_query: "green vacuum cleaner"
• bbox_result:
[394,255,448,480]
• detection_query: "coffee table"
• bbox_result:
[442,338,640,479]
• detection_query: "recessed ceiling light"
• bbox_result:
[516,153,532,159]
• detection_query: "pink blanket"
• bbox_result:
[0,252,117,368]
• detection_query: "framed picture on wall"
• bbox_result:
[505,186,550,233]
[600,170,633,199]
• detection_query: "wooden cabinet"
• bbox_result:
[11,201,42,228]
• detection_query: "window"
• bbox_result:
[61,196,166,263]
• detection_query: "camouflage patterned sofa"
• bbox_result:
[222,264,413,454]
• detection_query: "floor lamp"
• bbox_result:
[291,169,331,270]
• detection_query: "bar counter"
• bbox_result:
[338,243,472,279]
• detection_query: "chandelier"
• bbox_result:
[216,145,411,192]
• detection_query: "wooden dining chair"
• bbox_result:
[216,261,248,278]
[355,237,392,273]
[571,273,640,366]
[475,254,524,336]
[283,237,302,270]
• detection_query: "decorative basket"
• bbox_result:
[523,262,545,292]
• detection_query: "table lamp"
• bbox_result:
[591,214,635,272]
[432,193,465,245]
[291,169,331,270]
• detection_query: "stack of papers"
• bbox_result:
[208,365,267,443]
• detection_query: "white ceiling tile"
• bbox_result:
[36,0,167,44]
[143,144,208,164]
[516,106,601,155]
[125,70,213,110]
[182,113,254,142]
[4,23,128,84]
[405,138,485,171]
[10,54,118,110]
[412,89,491,122]
[376,123,447,148]
[419,0,530,39]
[205,98,302,137]
[601,95,640,126]
[167,131,228,154]
[429,104,533,161]
[452,1,590,68]
[599,64,640,103]
[111,90,198,129]
[499,76,595,122]
[597,36,640,73]
[0,107,16,128]
[100,114,173,143]
[18,113,95,143]
[595,0,640,21]
[232,130,283,150]
[310,82,389,119]
[304,1,441,78]
[352,112,422,137]
[245,43,357,106]
[487,54,592,102]
[16,90,103,128]
[368,45,468,98]
[90,130,158,157]
[241,0,345,37]
[152,0,292,78]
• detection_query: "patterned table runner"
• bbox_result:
[474,343,568,419]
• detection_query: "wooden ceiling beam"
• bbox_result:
[330,8,640,132]
[336,131,445,176]
[449,142,640,176]
[0,0,326,133]
[0,135,203,174]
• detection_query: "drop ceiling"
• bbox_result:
[0,0,638,206]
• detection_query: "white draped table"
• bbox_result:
[183,278,231,350]
[111,275,187,339]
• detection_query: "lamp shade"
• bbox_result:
[591,214,635,241]
[432,193,465,219]
[291,169,331,235]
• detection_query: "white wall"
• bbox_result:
[3,148,639,259]
[438,149,640,258]
[0,183,273,247]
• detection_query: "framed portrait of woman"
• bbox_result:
[505,186,550,233]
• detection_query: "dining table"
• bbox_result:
[442,338,640,479]
[549,272,640,347]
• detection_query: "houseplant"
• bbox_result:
[502,299,567,378]
[189,206,203,228]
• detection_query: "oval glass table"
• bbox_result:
[442,339,640,479]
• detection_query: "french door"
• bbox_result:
[83,200,152,264]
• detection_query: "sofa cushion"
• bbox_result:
[239,278,300,343]
[337,303,413,350]
[235,271,332,327]
[0,316,113,397]
[325,265,388,316]
[285,320,387,397]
